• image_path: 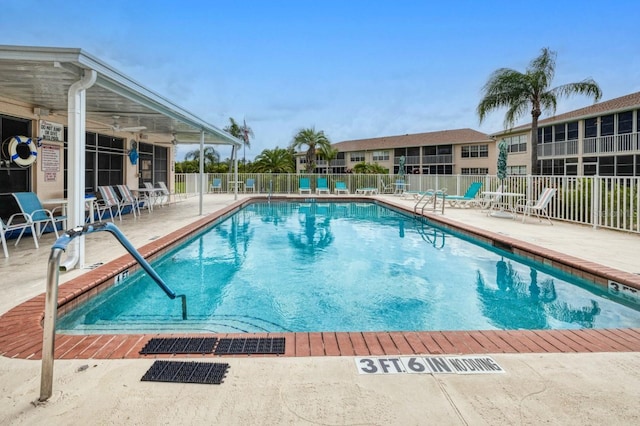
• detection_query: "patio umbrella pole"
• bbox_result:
[39,222,183,402]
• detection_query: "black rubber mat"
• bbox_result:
[141,360,229,384]
[214,337,286,355]
[139,337,218,355]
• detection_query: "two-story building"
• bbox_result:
[296,128,496,175]
[493,91,640,176]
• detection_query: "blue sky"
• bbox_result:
[3,0,639,161]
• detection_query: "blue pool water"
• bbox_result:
[57,201,640,334]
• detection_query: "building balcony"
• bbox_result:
[538,140,579,157]
[421,154,453,164]
[583,133,640,155]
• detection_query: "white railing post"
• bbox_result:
[592,175,600,229]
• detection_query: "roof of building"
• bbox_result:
[496,91,640,135]
[330,128,491,152]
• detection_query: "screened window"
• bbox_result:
[461,144,488,158]
[504,135,527,153]
[350,152,364,162]
[507,165,527,175]
[543,127,552,144]
[600,114,614,136]
[567,121,578,140]
[554,124,566,142]
[584,118,598,138]
[618,111,633,134]
[461,167,489,175]
[372,150,389,161]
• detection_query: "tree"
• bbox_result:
[290,127,331,173]
[352,161,388,174]
[477,48,602,175]
[224,117,253,166]
[252,147,295,173]
[184,146,220,172]
[317,145,339,174]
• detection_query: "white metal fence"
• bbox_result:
[174,173,640,233]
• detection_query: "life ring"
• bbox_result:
[8,136,38,167]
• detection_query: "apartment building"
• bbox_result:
[493,91,640,176]
[296,128,495,175]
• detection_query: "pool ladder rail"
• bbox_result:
[40,221,186,402]
[414,188,446,216]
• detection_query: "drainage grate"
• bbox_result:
[141,360,229,384]
[140,337,218,355]
[214,337,285,355]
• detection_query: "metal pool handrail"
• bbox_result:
[39,221,186,402]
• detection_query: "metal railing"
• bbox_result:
[175,173,640,233]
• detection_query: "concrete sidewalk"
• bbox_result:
[1,194,639,425]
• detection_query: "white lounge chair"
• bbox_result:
[1,212,39,258]
[514,188,557,224]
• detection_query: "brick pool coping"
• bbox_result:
[1,197,639,360]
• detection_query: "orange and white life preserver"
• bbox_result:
[8,136,38,167]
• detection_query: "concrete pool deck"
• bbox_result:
[1,193,639,424]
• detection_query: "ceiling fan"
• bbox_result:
[100,115,147,133]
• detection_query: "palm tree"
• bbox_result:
[290,127,331,173]
[252,147,295,173]
[317,145,339,174]
[477,47,602,175]
[224,117,253,166]
[184,146,220,171]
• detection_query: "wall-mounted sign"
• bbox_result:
[41,144,60,172]
[44,172,57,182]
[39,120,64,142]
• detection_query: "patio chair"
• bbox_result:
[1,213,39,258]
[444,182,483,208]
[210,178,222,193]
[514,188,557,225]
[158,181,182,205]
[315,177,330,194]
[115,185,142,217]
[379,178,394,194]
[96,186,122,221]
[335,181,349,194]
[12,192,67,239]
[245,178,256,192]
[299,177,311,194]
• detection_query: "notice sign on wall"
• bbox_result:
[41,144,60,172]
[355,356,505,375]
[39,120,64,142]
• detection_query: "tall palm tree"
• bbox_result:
[477,47,602,175]
[317,145,339,174]
[224,117,253,166]
[252,147,295,173]
[184,146,220,171]
[290,127,331,173]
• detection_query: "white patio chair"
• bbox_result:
[514,188,557,225]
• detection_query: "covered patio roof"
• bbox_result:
[0,45,241,147]
[0,45,241,270]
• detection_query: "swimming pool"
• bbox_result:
[57,201,640,334]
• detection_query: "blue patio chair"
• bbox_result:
[210,178,222,193]
[334,181,349,194]
[12,192,67,239]
[444,182,483,207]
[315,177,330,194]
[245,178,256,192]
[299,177,311,194]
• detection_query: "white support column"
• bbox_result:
[60,69,97,271]
[199,130,205,216]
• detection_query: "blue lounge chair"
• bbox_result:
[12,192,67,239]
[444,182,483,207]
[335,181,349,194]
[316,177,330,194]
[299,177,311,194]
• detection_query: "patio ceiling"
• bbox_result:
[0,45,241,147]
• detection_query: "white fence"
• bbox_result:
[174,173,640,233]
